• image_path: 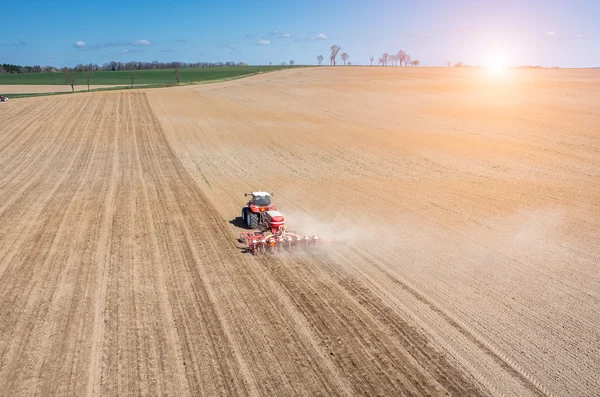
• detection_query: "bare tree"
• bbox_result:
[129,72,137,88]
[317,55,324,65]
[411,60,420,66]
[369,56,374,66]
[290,60,295,66]
[397,50,406,66]
[390,55,398,66]
[63,67,76,92]
[341,52,349,65]
[378,57,384,66]
[404,54,411,66]
[447,61,452,67]
[382,53,390,66]
[281,61,286,65]
[454,61,464,67]
[86,64,93,91]
[174,66,181,85]
[330,45,341,66]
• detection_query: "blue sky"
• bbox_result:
[1,0,598,67]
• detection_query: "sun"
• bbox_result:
[490,62,506,73]
[487,55,508,73]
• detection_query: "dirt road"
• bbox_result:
[1,67,598,396]
[0,85,122,94]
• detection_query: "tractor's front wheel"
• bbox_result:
[248,212,259,229]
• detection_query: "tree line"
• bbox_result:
[95,61,247,72]
[1,64,58,74]
[374,50,419,66]
[0,61,250,74]
[316,47,419,67]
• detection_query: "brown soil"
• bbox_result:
[1,67,598,396]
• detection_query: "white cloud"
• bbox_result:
[134,39,151,46]
[256,39,271,45]
[271,30,291,38]
[545,31,556,36]
[74,41,87,48]
[309,33,328,40]
[121,48,144,55]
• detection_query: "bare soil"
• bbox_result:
[1,67,598,396]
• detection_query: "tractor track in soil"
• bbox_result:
[1,67,599,396]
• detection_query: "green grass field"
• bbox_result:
[0,66,297,85]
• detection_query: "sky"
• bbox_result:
[1,0,598,68]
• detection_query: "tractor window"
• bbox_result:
[254,196,271,206]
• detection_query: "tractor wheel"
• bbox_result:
[241,207,248,223]
[249,212,259,229]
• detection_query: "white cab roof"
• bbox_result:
[253,191,271,197]
[266,210,283,217]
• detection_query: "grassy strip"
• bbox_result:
[3,71,277,99]
[0,65,300,85]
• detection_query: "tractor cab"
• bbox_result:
[245,191,276,211]
[253,192,271,207]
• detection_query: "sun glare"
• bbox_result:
[490,62,506,73]
[488,56,508,73]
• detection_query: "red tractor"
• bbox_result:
[0,95,8,102]
[241,191,278,230]
[239,191,319,255]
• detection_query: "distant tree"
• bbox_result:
[269,61,272,65]
[454,61,463,67]
[447,61,452,67]
[281,61,286,65]
[397,50,406,66]
[369,56,374,66]
[382,53,390,66]
[404,54,411,66]
[86,64,93,91]
[390,55,397,66]
[378,57,384,66]
[174,66,181,85]
[317,55,324,65]
[290,60,295,66]
[129,71,137,88]
[341,52,349,65]
[330,45,341,66]
[411,60,420,66]
[63,67,76,92]
[347,61,352,65]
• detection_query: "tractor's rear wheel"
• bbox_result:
[249,212,259,229]
[242,207,248,223]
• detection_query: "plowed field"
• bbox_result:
[1,67,598,396]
